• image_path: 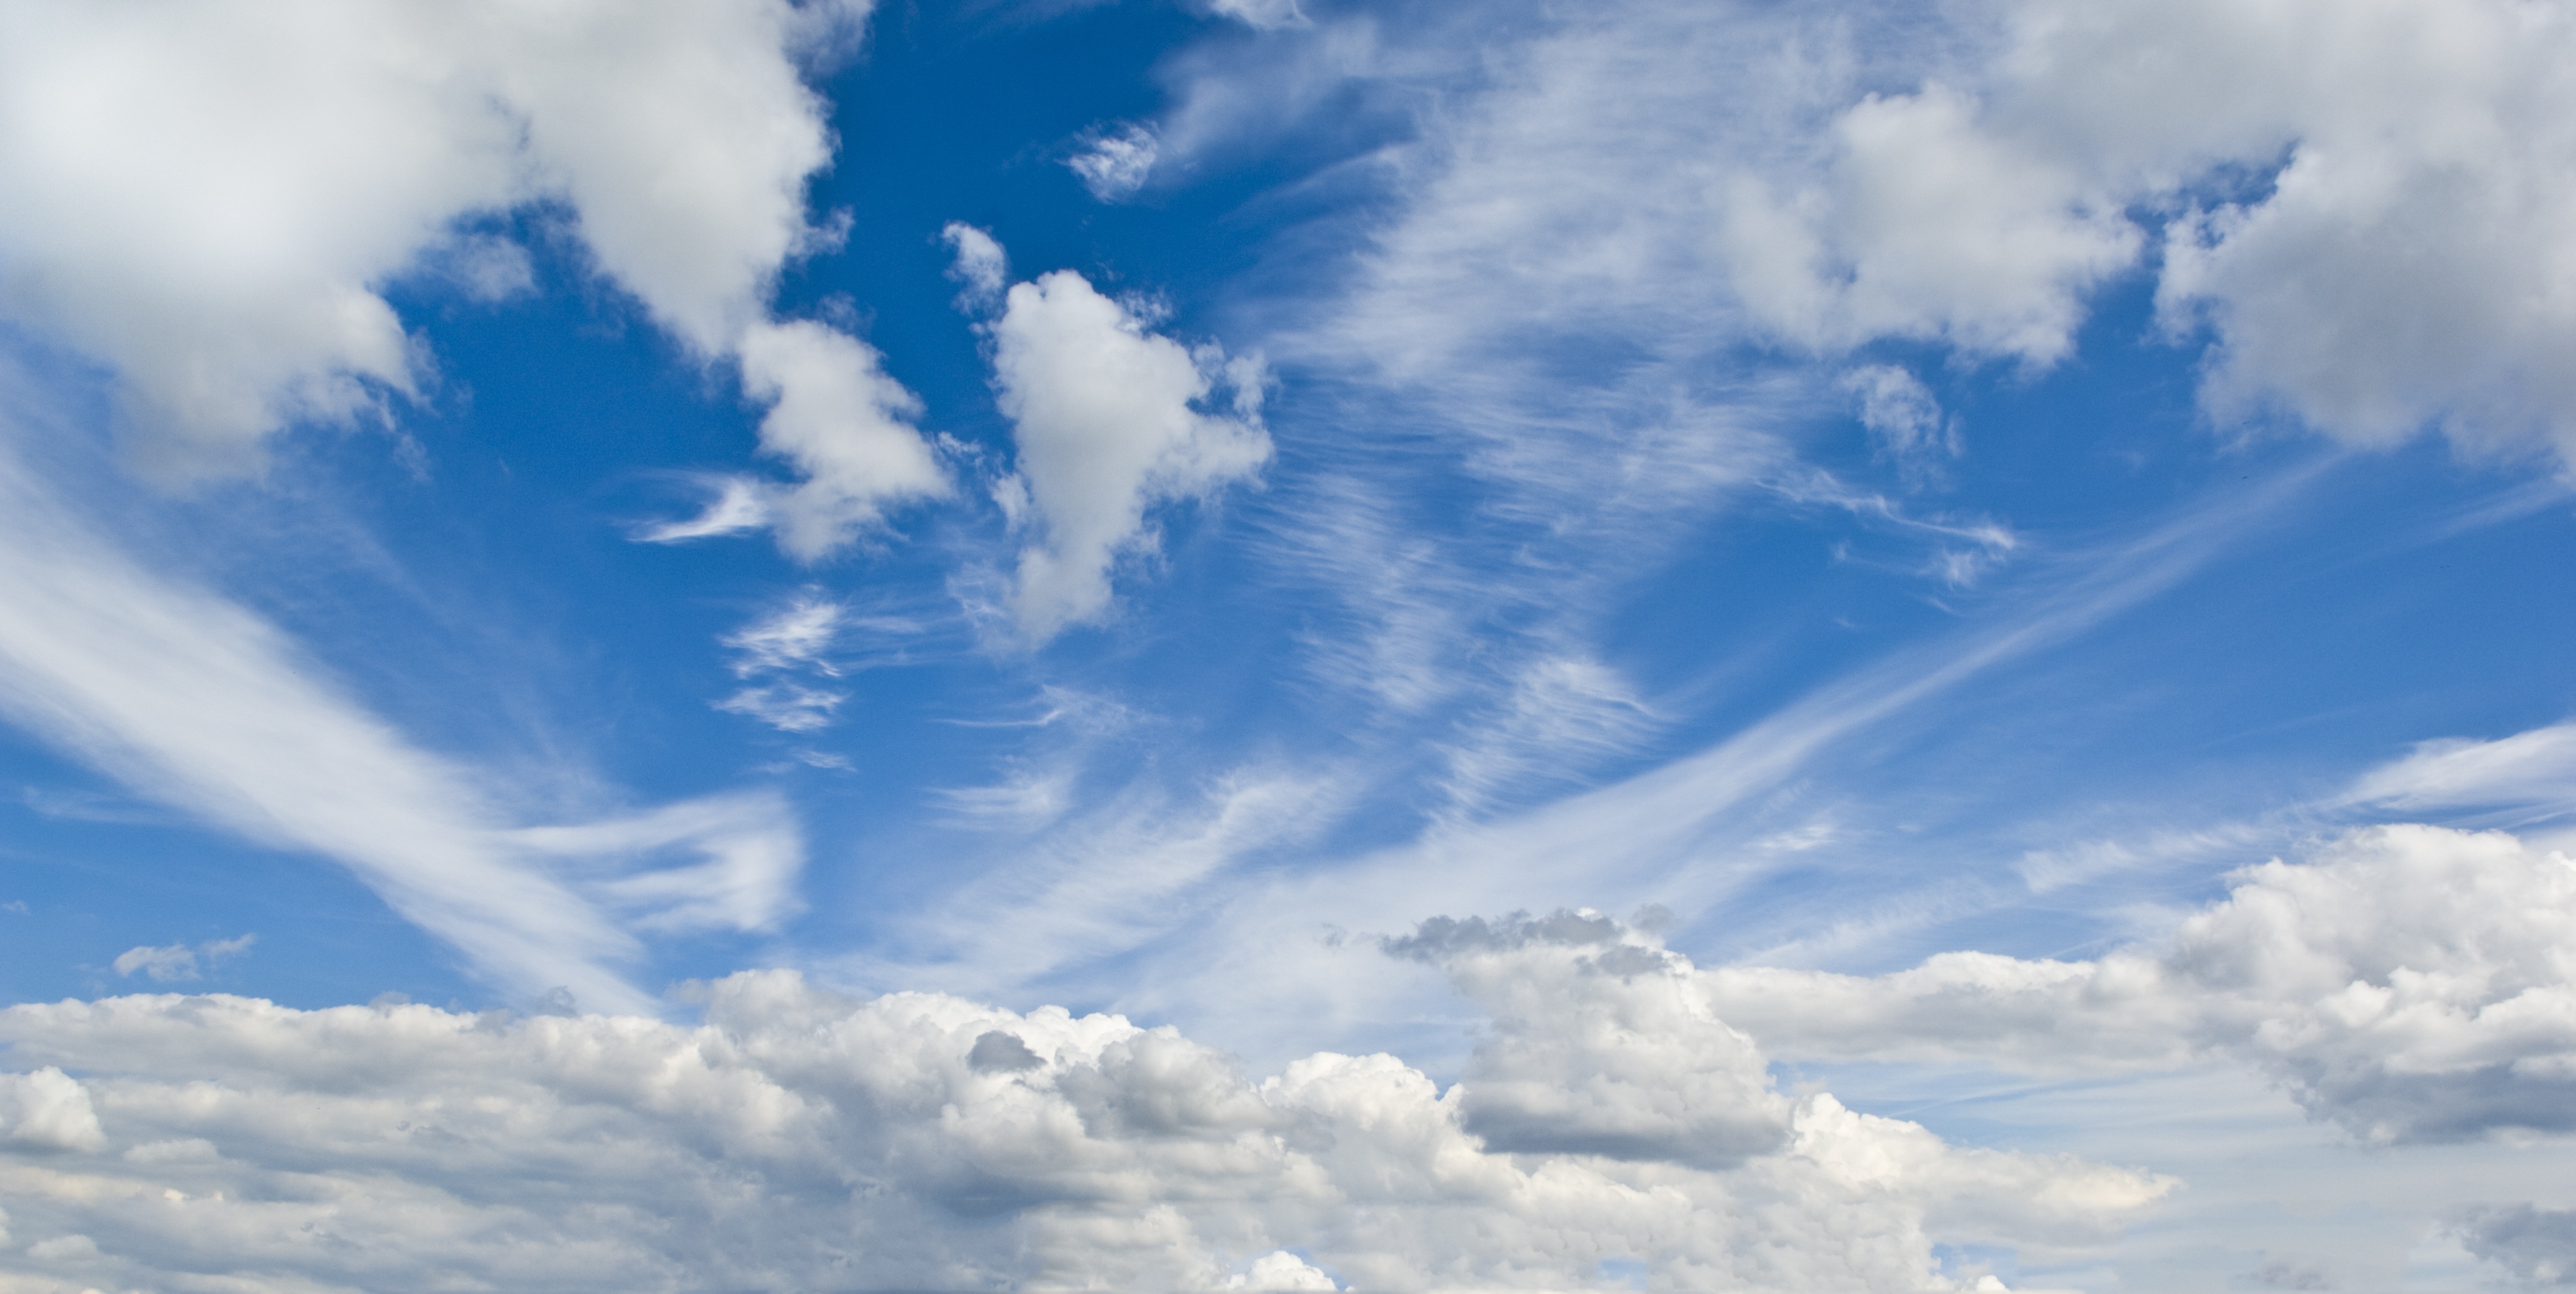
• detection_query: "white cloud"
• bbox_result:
[942,221,1009,307]
[1315,0,2576,482]
[1437,652,1659,817]
[731,319,953,560]
[0,0,944,535]
[722,595,845,677]
[1843,364,1961,474]
[962,236,1273,640]
[1227,1251,1338,1290]
[707,594,870,735]
[0,386,806,1008]
[511,792,807,937]
[715,682,845,734]
[0,1068,105,1153]
[876,768,1342,999]
[0,963,2164,1293]
[109,935,253,984]
[1197,0,1309,32]
[1068,123,1161,202]
[1706,824,2576,1143]
[2346,722,2576,816]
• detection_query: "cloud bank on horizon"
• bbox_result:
[1,0,2575,1290]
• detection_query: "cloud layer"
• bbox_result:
[0,947,2165,1293]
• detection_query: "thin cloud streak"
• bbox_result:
[0,386,806,1013]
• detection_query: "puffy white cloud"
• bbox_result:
[1719,81,2140,365]
[0,1069,105,1153]
[0,0,943,530]
[959,234,1273,640]
[1706,824,2576,1143]
[942,220,1010,307]
[0,958,2165,1293]
[638,319,953,558]
[1069,123,1163,202]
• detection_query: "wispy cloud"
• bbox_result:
[0,377,813,1013]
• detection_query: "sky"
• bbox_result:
[2,0,2576,1290]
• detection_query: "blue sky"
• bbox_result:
[4,1,2576,1290]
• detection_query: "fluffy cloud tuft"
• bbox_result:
[1069,123,1162,202]
[958,234,1273,640]
[0,1068,105,1153]
[0,967,2165,1292]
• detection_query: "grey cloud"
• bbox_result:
[1391,911,1790,1168]
[2457,1205,2576,1287]
[969,1030,1045,1072]
[1379,908,1626,961]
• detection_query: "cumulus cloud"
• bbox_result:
[0,962,2165,1293]
[0,1068,105,1153]
[1706,824,2576,1143]
[955,231,1273,640]
[0,0,944,531]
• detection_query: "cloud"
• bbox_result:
[714,682,845,734]
[707,593,855,734]
[2346,722,2576,816]
[1311,0,2576,485]
[1196,0,1309,32]
[942,220,1009,307]
[0,0,945,535]
[957,233,1273,640]
[109,935,254,984]
[1705,824,2576,1143]
[1843,364,1961,475]
[1067,123,1161,201]
[0,383,807,1008]
[0,968,2165,1293]
[1435,651,1660,817]
[2456,1205,2576,1287]
[723,595,846,677]
[1387,911,1789,1168]
[0,1068,106,1153]
[510,791,809,938]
